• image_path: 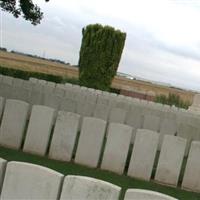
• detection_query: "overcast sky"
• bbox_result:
[1,0,200,91]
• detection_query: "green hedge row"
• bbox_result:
[0,66,62,82]
[0,65,120,93]
[154,93,191,109]
[0,65,79,85]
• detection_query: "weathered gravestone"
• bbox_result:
[158,118,177,150]
[75,117,106,167]
[143,114,160,132]
[60,175,121,200]
[155,135,186,186]
[124,189,178,200]
[23,105,55,155]
[60,98,77,113]
[1,162,63,199]
[0,99,29,149]
[93,103,110,121]
[127,129,159,181]
[109,107,127,124]
[189,94,200,113]
[0,158,7,192]
[49,111,80,161]
[182,141,200,193]
[177,123,200,156]
[101,123,132,174]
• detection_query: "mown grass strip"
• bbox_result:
[0,146,199,200]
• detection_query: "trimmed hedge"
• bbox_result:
[0,65,120,92]
[0,66,62,82]
[0,65,79,85]
[79,24,126,91]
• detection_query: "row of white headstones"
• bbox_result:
[0,97,199,193]
[0,75,199,193]
[0,159,177,200]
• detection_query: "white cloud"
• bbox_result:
[2,0,200,91]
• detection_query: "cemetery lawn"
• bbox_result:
[0,146,199,200]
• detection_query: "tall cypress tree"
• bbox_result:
[79,24,126,91]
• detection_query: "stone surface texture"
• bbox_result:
[182,141,200,192]
[49,111,80,161]
[124,189,178,200]
[128,129,159,180]
[0,158,7,192]
[1,162,63,200]
[101,123,132,174]
[0,99,29,149]
[75,117,106,167]
[23,105,55,155]
[60,175,121,200]
[155,135,186,186]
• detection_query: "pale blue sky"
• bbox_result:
[1,0,200,91]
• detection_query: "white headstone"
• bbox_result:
[116,101,130,111]
[0,79,13,99]
[38,79,47,85]
[85,93,97,104]
[0,96,5,120]
[158,118,177,150]
[29,77,38,83]
[65,82,73,87]
[0,74,3,82]
[23,105,55,155]
[177,123,200,156]
[60,98,77,113]
[109,107,127,123]
[46,81,56,89]
[60,175,121,200]
[0,158,7,192]
[12,86,32,102]
[155,135,186,186]
[189,94,200,111]
[127,129,159,180]
[2,76,13,86]
[124,189,178,200]
[55,85,65,97]
[0,99,29,149]
[182,141,200,192]
[43,93,61,110]
[77,101,96,117]
[29,84,43,105]
[93,103,110,121]
[101,123,132,174]
[43,84,55,94]
[49,111,80,161]
[13,78,23,87]
[75,117,107,167]
[125,107,143,130]
[97,95,110,105]
[143,115,160,132]
[23,80,33,90]
[1,162,63,199]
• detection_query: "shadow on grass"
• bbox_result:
[0,146,199,200]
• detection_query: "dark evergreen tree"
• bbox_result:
[79,24,126,91]
[0,0,49,25]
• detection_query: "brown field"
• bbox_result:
[0,51,78,78]
[0,50,195,103]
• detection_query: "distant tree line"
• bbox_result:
[0,47,7,52]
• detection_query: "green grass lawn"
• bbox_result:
[0,146,199,200]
